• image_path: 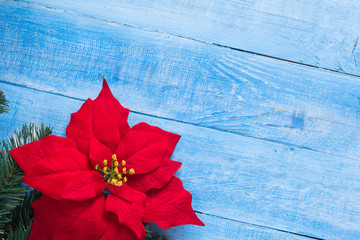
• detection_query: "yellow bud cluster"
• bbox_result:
[95,154,135,188]
[110,178,122,187]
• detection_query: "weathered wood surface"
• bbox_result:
[2,79,360,239]
[1,0,360,239]
[14,0,360,76]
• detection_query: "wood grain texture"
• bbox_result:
[14,0,360,76]
[1,1,360,161]
[1,82,360,239]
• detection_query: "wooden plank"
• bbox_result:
[1,82,360,239]
[13,0,360,76]
[1,1,360,161]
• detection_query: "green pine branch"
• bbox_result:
[0,91,9,114]
[145,224,167,240]
[0,123,52,239]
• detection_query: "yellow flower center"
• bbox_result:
[95,154,135,187]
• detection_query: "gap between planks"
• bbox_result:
[195,211,324,240]
[11,0,360,80]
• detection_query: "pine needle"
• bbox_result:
[0,91,9,114]
[0,123,52,239]
[145,224,168,240]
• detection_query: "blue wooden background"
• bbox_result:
[1,0,360,239]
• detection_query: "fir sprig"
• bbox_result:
[0,123,52,239]
[0,91,9,114]
[145,224,167,240]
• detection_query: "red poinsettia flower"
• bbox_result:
[10,79,204,240]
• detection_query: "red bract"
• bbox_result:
[10,79,204,240]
